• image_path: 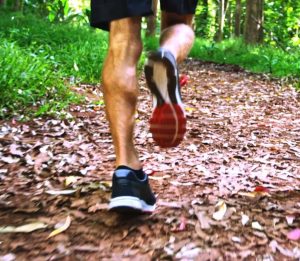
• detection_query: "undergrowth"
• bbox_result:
[1,12,299,118]
[0,39,80,119]
[145,36,300,80]
[0,13,107,84]
[190,39,300,79]
[0,13,105,118]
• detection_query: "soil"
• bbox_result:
[0,60,299,260]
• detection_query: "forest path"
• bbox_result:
[0,60,299,260]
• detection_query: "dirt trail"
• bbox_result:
[0,60,299,260]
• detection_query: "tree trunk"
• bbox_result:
[0,0,7,7]
[227,1,233,37]
[215,0,229,42]
[244,0,264,44]
[146,0,158,36]
[13,0,23,11]
[234,0,241,37]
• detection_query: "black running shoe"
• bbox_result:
[108,166,156,213]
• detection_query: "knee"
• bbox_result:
[164,23,194,38]
[160,23,195,49]
[177,23,194,34]
[180,24,195,42]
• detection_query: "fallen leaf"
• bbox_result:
[0,222,47,233]
[238,190,270,198]
[241,214,250,226]
[273,218,280,227]
[73,245,100,252]
[269,240,298,258]
[196,211,211,230]
[157,200,183,209]
[175,244,201,259]
[252,221,264,231]
[65,176,80,187]
[9,144,23,157]
[179,74,188,87]
[170,181,194,186]
[286,216,295,226]
[287,228,300,241]
[1,156,20,164]
[231,236,242,243]
[88,203,108,213]
[254,186,269,192]
[149,175,171,181]
[71,199,86,208]
[145,170,158,176]
[48,216,71,239]
[195,222,210,241]
[99,181,112,191]
[34,152,50,174]
[185,107,196,113]
[46,189,77,195]
[212,200,227,221]
[171,217,187,232]
[80,165,96,175]
[0,253,16,261]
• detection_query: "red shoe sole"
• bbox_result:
[149,103,186,148]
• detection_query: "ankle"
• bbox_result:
[116,158,142,170]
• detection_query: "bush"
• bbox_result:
[0,13,106,118]
[0,13,108,84]
[0,39,79,118]
[190,38,300,78]
[1,13,299,119]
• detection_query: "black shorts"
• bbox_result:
[91,0,198,31]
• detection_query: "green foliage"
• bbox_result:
[142,36,300,80]
[0,13,106,118]
[47,0,70,22]
[264,0,300,48]
[1,11,299,119]
[143,36,159,52]
[0,39,80,118]
[192,0,300,47]
[0,13,107,83]
[194,0,217,40]
[189,38,300,78]
[44,0,90,24]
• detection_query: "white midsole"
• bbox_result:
[109,196,156,212]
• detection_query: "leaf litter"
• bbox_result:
[0,222,47,234]
[48,216,72,239]
[0,60,300,259]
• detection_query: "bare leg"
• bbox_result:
[160,12,195,63]
[102,17,142,170]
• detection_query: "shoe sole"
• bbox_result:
[144,50,186,148]
[109,196,156,213]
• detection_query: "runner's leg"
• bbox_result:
[102,17,143,170]
[144,8,197,147]
[160,12,195,63]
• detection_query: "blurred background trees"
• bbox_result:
[0,0,90,22]
[1,0,299,47]
[0,0,299,118]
